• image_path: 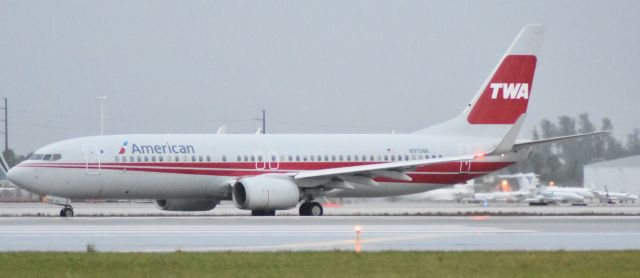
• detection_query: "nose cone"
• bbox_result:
[7,166,29,190]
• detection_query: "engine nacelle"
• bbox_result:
[155,199,219,211]
[232,175,301,210]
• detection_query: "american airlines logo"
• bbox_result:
[118,140,196,155]
[489,83,529,100]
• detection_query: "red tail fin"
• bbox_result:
[467,55,537,124]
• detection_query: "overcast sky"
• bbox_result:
[1,0,639,154]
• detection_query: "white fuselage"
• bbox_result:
[8,133,524,201]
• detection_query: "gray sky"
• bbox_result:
[1,0,639,155]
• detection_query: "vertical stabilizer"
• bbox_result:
[415,25,544,138]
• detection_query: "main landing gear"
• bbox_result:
[251,209,276,216]
[299,201,323,216]
[59,205,74,217]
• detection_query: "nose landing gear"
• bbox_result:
[59,205,74,217]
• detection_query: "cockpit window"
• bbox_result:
[29,153,62,161]
[29,154,44,160]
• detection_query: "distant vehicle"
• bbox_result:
[6,25,605,217]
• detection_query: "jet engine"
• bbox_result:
[232,175,301,210]
[154,199,219,211]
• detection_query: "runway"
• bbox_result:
[1,216,639,252]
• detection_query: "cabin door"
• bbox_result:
[82,144,101,175]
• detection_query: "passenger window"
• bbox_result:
[332,155,336,161]
[244,156,249,162]
[362,155,366,162]
[347,155,351,161]
[191,156,196,162]
[198,156,203,162]
[115,156,119,162]
[317,155,321,162]
[123,156,127,163]
[439,155,443,158]
[412,155,417,160]
[296,155,300,162]
[221,156,226,162]
[303,155,307,162]
[251,155,255,162]
[339,155,343,161]
[175,156,180,162]
[310,155,314,162]
[324,155,329,161]
[144,156,149,162]
[432,155,437,159]
[370,155,375,161]
[288,155,293,162]
[137,156,142,162]
[237,156,241,162]
[391,155,396,161]
[130,156,134,162]
[258,156,262,162]
[405,155,409,161]
[354,155,358,162]
[151,156,156,162]
[159,156,164,162]
[280,155,285,162]
[207,155,211,162]
[384,155,388,161]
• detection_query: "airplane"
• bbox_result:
[7,25,607,217]
[404,182,474,202]
[591,185,639,204]
[472,176,537,203]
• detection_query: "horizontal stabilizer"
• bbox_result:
[513,131,610,151]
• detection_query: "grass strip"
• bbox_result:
[1,251,639,278]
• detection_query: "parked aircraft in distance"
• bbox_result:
[404,182,475,202]
[7,25,606,217]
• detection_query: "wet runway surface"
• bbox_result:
[1,216,639,252]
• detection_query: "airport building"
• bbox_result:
[584,155,640,195]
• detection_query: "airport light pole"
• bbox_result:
[0,97,7,152]
[255,109,266,134]
[98,95,107,135]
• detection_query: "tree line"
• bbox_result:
[507,113,640,186]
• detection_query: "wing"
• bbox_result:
[293,154,475,185]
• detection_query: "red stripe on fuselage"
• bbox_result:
[17,161,514,184]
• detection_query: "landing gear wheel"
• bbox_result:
[251,210,276,216]
[299,202,323,216]
[60,206,74,217]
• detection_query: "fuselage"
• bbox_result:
[8,133,524,200]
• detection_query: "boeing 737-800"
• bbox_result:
[6,25,604,217]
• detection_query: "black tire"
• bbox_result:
[308,202,323,216]
[62,207,74,217]
[299,202,310,216]
[251,210,276,216]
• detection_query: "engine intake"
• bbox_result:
[232,175,300,210]
[155,199,219,211]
